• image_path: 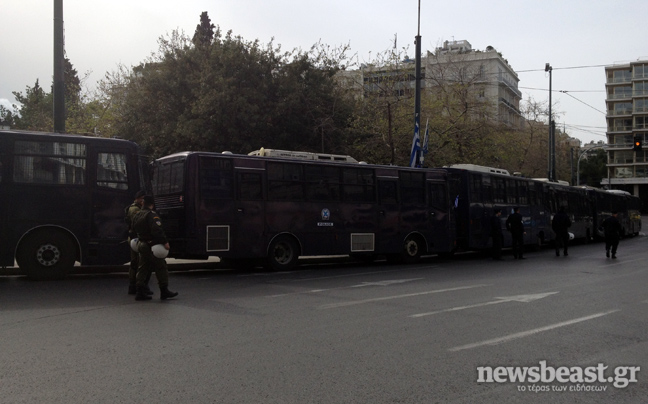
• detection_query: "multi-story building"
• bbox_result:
[602,60,648,205]
[427,40,522,127]
[342,40,522,127]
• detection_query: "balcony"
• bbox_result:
[607,93,633,101]
[607,109,633,117]
[607,76,632,84]
[608,125,633,132]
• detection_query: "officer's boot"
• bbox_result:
[143,284,154,296]
[135,286,153,301]
[160,286,178,300]
[144,273,154,295]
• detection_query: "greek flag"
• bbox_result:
[420,118,429,166]
[409,120,421,168]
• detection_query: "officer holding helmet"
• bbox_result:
[132,195,178,301]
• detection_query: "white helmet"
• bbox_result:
[568,232,575,241]
[130,238,139,252]
[151,244,169,259]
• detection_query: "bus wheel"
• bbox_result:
[267,236,299,271]
[402,235,423,264]
[16,230,76,280]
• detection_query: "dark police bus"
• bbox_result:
[445,164,595,252]
[151,149,453,269]
[0,130,149,279]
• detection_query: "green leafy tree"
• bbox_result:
[192,11,215,47]
[579,148,607,186]
[11,57,92,133]
[0,105,16,127]
[12,79,53,131]
[101,12,355,159]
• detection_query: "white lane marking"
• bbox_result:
[448,309,620,352]
[318,284,490,309]
[410,292,558,318]
[266,278,423,298]
[351,278,424,288]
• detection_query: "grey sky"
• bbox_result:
[2,0,646,144]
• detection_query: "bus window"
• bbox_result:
[481,174,492,203]
[14,140,86,185]
[97,152,128,190]
[305,165,340,201]
[470,174,481,201]
[399,171,425,204]
[506,179,517,204]
[267,162,303,201]
[429,183,447,210]
[378,180,398,204]
[518,181,528,205]
[492,177,505,203]
[154,160,185,195]
[199,157,231,199]
[237,172,263,200]
[342,168,374,202]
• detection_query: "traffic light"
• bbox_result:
[633,136,642,151]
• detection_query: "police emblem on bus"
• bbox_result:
[318,208,333,227]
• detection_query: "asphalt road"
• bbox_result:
[1,236,647,404]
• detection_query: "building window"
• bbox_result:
[635,98,648,113]
[614,134,633,146]
[634,82,648,97]
[612,70,632,83]
[611,118,632,132]
[612,150,634,164]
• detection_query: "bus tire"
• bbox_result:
[16,229,76,280]
[402,234,424,264]
[267,236,299,271]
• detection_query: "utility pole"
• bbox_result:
[53,0,65,132]
[545,63,553,181]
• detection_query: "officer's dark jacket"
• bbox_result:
[506,212,524,235]
[490,215,503,237]
[602,216,622,239]
[133,208,168,245]
[551,211,572,233]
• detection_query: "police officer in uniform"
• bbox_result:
[490,209,504,260]
[132,195,178,301]
[124,190,152,295]
[602,211,622,259]
[552,206,572,257]
[506,207,526,259]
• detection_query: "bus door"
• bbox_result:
[90,148,136,265]
[427,179,451,253]
[231,165,266,258]
[376,178,400,254]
